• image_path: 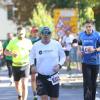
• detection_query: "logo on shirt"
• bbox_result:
[39,50,42,55]
[39,49,53,55]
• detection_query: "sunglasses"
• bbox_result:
[41,30,51,35]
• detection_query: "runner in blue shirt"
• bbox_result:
[78,20,100,100]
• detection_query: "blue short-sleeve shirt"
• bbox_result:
[79,31,100,65]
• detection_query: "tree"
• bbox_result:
[12,0,100,30]
[78,0,100,29]
[12,0,41,24]
[30,2,56,38]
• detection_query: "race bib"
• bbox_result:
[48,73,60,85]
[82,46,94,54]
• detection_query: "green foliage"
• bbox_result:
[79,6,95,28]
[78,1,96,29]
[95,10,100,31]
[13,0,100,31]
[30,2,54,32]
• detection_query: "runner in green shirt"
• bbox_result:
[4,27,32,100]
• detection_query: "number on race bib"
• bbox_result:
[48,73,60,85]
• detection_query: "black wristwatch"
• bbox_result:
[94,48,97,52]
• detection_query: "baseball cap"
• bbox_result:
[40,27,51,35]
[31,27,38,33]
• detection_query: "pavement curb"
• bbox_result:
[60,81,100,88]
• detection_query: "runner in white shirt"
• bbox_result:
[30,27,66,100]
[61,30,74,70]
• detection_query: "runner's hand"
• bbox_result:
[12,52,18,57]
[87,47,95,53]
[53,65,61,72]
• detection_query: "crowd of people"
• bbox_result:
[0,19,100,100]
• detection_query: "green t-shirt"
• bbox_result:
[6,37,32,67]
[30,37,40,44]
[3,40,12,61]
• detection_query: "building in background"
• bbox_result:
[0,0,17,40]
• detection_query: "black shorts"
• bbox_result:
[6,60,12,67]
[36,73,59,98]
[64,51,70,56]
[12,64,30,81]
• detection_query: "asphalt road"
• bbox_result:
[0,67,100,100]
[0,85,100,100]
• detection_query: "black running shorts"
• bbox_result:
[12,64,30,81]
[36,73,59,98]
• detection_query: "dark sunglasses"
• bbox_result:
[41,30,51,35]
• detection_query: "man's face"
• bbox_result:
[7,33,13,40]
[41,33,51,42]
[85,23,93,34]
[17,29,26,39]
[31,32,38,38]
[65,30,70,36]
[41,33,50,39]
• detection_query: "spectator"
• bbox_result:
[70,38,82,71]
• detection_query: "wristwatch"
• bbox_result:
[94,48,97,52]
